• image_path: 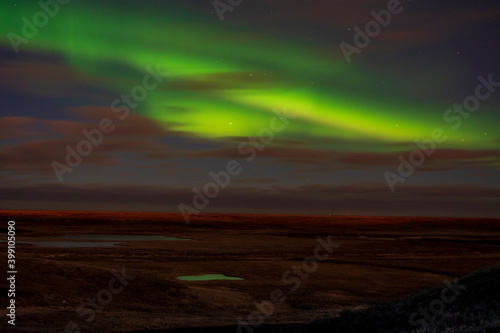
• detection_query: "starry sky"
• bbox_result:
[1,0,499,217]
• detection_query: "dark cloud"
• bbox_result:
[189,145,500,171]
[0,110,184,177]
[1,181,498,218]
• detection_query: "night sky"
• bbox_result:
[1,0,499,217]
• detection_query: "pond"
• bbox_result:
[16,241,122,248]
[176,274,244,281]
[1,234,190,248]
[54,235,190,241]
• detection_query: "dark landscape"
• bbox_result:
[1,210,500,332]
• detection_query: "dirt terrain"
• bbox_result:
[1,210,499,332]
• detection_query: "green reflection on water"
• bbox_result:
[176,274,244,281]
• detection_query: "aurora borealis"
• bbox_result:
[1,0,499,217]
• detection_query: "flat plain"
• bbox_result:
[1,210,499,332]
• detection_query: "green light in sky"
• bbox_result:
[0,1,496,150]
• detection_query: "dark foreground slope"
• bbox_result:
[304,263,500,333]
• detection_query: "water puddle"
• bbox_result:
[54,235,190,241]
[15,241,122,248]
[1,234,190,248]
[176,274,244,281]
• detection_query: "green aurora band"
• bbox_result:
[1,1,495,151]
